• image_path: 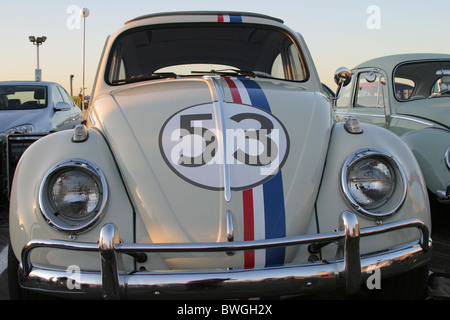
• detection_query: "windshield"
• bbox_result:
[106,24,308,85]
[0,85,47,110]
[394,60,450,101]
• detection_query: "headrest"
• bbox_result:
[34,88,46,100]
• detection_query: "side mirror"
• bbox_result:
[54,101,71,112]
[332,67,352,105]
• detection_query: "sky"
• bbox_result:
[1,0,449,96]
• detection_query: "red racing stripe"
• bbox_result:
[225,77,254,269]
[224,77,242,103]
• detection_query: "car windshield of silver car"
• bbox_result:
[0,85,47,110]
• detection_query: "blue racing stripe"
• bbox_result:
[229,15,242,23]
[239,78,271,112]
[240,78,286,267]
[263,172,286,266]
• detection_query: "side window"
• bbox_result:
[270,43,307,81]
[271,54,285,79]
[354,71,386,108]
[287,44,306,81]
[395,78,415,100]
[57,86,75,107]
[52,86,65,108]
[109,46,126,82]
[335,76,354,109]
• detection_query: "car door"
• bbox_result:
[50,85,67,131]
[349,69,389,128]
[54,85,81,130]
[335,69,389,128]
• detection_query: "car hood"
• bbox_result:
[0,109,44,133]
[396,98,450,129]
[94,77,333,267]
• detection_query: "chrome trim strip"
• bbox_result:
[335,111,385,118]
[226,210,234,242]
[348,112,385,118]
[390,114,435,127]
[226,210,235,256]
[19,211,431,299]
[209,77,231,202]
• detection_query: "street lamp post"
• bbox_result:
[29,36,47,81]
[80,8,90,112]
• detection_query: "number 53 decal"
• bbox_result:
[159,102,290,191]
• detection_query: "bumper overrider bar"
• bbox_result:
[18,211,431,299]
[436,183,450,202]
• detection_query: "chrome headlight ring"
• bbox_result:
[39,159,108,233]
[341,149,407,219]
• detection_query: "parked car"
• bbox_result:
[8,12,431,300]
[0,81,81,134]
[335,54,450,211]
[0,81,82,199]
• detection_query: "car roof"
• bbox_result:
[354,53,450,71]
[126,11,284,25]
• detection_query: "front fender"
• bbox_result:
[401,127,450,198]
[316,122,431,258]
[9,128,134,271]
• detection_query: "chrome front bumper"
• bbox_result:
[18,211,431,299]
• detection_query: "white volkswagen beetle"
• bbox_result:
[8,12,431,300]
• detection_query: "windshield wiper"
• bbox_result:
[111,72,177,84]
[191,68,256,78]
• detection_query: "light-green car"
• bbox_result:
[336,54,450,212]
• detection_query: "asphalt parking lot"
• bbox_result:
[0,201,449,300]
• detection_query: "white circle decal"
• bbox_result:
[159,102,289,190]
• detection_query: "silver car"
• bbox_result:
[0,81,82,198]
[0,81,82,134]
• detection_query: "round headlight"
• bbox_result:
[39,159,108,233]
[342,149,407,219]
[347,157,395,209]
